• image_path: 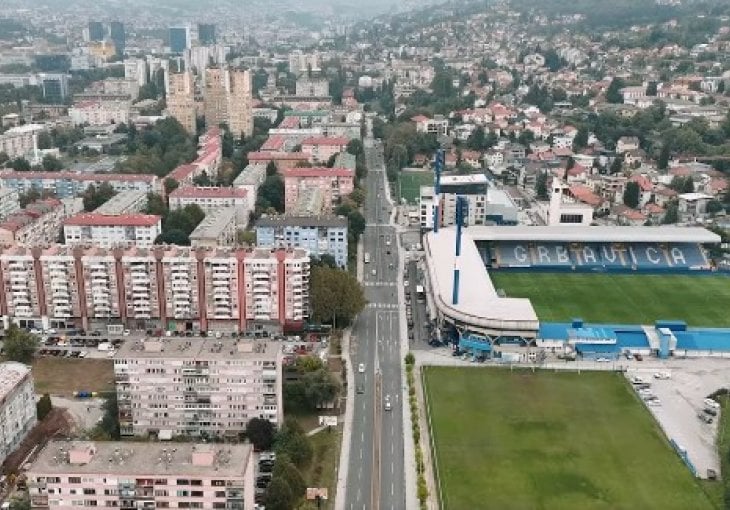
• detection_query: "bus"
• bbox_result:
[364,253,371,263]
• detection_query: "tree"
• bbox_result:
[236,229,256,245]
[9,157,30,171]
[606,78,625,104]
[272,454,306,502]
[346,139,363,156]
[573,127,589,151]
[310,267,365,327]
[662,200,679,224]
[42,154,63,171]
[266,161,278,176]
[192,171,212,187]
[275,419,313,467]
[4,325,38,363]
[310,254,338,269]
[36,393,52,420]
[257,174,284,213]
[265,477,294,510]
[19,188,41,208]
[609,154,624,174]
[164,178,179,194]
[144,193,168,216]
[430,71,454,98]
[301,369,341,408]
[97,392,120,439]
[646,81,658,96]
[535,172,548,200]
[372,117,387,139]
[83,183,117,212]
[623,181,641,209]
[245,418,275,451]
[706,199,723,216]
[657,144,670,170]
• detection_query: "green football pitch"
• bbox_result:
[398,170,432,204]
[423,367,716,510]
[489,272,730,326]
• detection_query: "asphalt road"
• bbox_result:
[345,140,405,510]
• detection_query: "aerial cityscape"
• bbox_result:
[0,0,728,509]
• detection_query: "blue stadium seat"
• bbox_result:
[630,243,670,269]
[531,243,573,267]
[572,243,602,268]
[495,242,531,268]
[666,243,708,269]
[600,244,630,269]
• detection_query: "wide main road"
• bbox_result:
[345,140,405,510]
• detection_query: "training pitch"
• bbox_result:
[423,367,715,510]
[490,272,730,326]
[398,170,432,204]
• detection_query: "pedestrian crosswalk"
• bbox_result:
[366,302,399,310]
[363,281,397,287]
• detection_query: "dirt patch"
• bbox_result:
[32,358,115,396]
[2,408,73,476]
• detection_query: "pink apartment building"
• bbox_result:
[28,441,254,510]
[0,245,309,333]
[300,136,348,163]
[283,167,354,213]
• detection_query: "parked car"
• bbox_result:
[653,371,671,380]
[358,363,365,373]
[698,413,714,424]
[384,394,392,411]
[634,353,643,361]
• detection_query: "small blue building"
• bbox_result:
[255,215,349,268]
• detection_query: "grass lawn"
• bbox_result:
[302,426,342,509]
[490,272,730,326]
[32,358,115,396]
[398,170,433,204]
[423,367,715,510]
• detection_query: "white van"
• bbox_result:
[704,398,721,411]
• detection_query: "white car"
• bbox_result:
[653,371,671,380]
[358,363,365,373]
[596,357,611,363]
[123,329,131,336]
[384,395,392,411]
[704,398,721,411]
[371,269,376,276]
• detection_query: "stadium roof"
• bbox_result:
[424,228,539,336]
[464,226,720,244]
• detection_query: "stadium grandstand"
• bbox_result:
[474,226,719,272]
[423,225,722,354]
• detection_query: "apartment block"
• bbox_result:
[0,187,20,220]
[0,362,35,465]
[0,198,66,245]
[204,68,253,138]
[94,190,148,215]
[28,441,254,510]
[123,58,148,86]
[115,338,283,437]
[167,128,223,185]
[0,246,309,332]
[190,208,237,248]
[0,124,45,159]
[69,100,130,126]
[283,167,354,213]
[166,71,196,134]
[63,213,162,248]
[419,174,490,229]
[256,215,348,268]
[295,77,329,97]
[169,186,251,225]
[0,171,161,199]
[301,136,348,164]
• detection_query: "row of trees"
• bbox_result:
[143,193,206,246]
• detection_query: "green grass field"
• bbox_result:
[490,272,730,326]
[398,170,433,204]
[423,367,715,510]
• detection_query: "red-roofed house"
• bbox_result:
[0,198,66,245]
[569,184,605,208]
[283,167,355,213]
[301,136,349,163]
[168,186,252,225]
[613,205,646,226]
[629,175,654,207]
[63,213,162,248]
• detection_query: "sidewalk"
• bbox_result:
[333,238,363,510]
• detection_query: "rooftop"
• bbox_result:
[282,167,353,178]
[190,207,236,240]
[30,440,251,478]
[94,191,147,215]
[116,337,280,360]
[0,170,157,183]
[170,186,248,199]
[64,213,161,227]
[256,215,348,228]
[463,225,720,243]
[302,136,349,146]
[0,362,31,401]
[247,151,309,161]
[440,174,488,185]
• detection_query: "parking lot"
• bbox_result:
[626,358,730,479]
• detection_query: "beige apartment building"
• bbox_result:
[28,441,255,510]
[167,71,196,134]
[115,337,283,437]
[0,362,36,465]
[0,245,309,332]
[204,67,253,138]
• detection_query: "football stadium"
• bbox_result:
[422,225,730,360]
